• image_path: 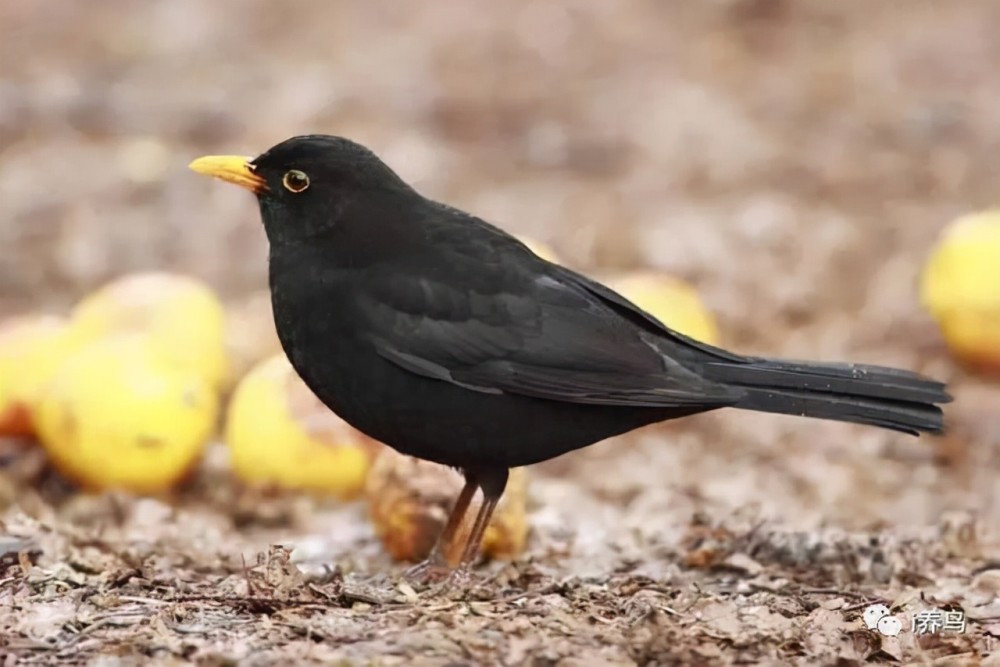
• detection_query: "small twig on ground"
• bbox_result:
[307,582,389,606]
[843,598,885,612]
[800,587,870,599]
[59,614,147,650]
[116,595,172,606]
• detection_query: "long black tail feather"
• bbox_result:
[697,358,951,436]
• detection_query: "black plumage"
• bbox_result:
[191,135,951,579]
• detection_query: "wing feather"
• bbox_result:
[360,262,741,408]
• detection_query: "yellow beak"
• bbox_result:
[188,155,267,193]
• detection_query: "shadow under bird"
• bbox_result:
[190,135,951,580]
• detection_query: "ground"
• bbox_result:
[2,1,1000,665]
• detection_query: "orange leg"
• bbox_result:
[445,468,510,587]
[457,493,500,567]
[404,473,478,582]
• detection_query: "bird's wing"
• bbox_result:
[358,253,742,408]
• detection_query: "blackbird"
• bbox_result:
[190,135,951,578]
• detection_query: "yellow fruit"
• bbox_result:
[225,354,377,499]
[608,271,721,345]
[0,316,82,437]
[920,210,1000,375]
[518,236,560,263]
[364,450,529,564]
[34,334,218,493]
[222,291,283,394]
[70,272,228,390]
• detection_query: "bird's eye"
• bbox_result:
[282,170,310,193]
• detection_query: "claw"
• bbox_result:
[404,554,452,585]
[443,566,473,590]
[422,564,475,597]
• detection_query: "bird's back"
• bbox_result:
[264,192,739,468]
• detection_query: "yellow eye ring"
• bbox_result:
[282,170,310,193]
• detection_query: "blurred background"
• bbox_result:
[2,0,1000,661]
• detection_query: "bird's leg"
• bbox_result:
[445,468,509,587]
[404,471,478,583]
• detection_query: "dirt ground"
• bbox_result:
[2,1,1000,665]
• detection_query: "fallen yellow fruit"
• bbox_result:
[222,290,283,394]
[0,315,82,437]
[225,353,378,499]
[517,236,560,263]
[921,210,1000,375]
[365,450,529,564]
[608,271,721,345]
[70,272,228,390]
[34,334,218,493]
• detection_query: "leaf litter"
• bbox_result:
[3,1,1000,664]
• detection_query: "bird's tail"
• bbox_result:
[696,357,951,435]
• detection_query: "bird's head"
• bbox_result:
[189,134,411,244]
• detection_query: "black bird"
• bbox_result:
[190,135,951,578]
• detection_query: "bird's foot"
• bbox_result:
[421,564,475,597]
[403,555,452,585]
[443,565,473,590]
[403,558,479,596]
